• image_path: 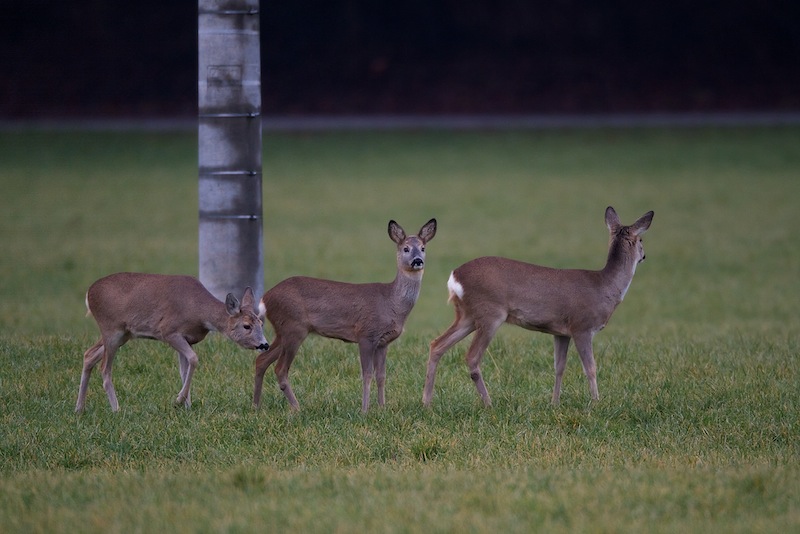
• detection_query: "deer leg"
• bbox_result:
[358,339,376,413]
[253,342,281,409]
[573,331,600,401]
[175,352,192,407]
[166,335,198,408]
[464,320,502,407]
[100,333,126,412]
[177,351,189,387]
[274,336,303,411]
[75,338,105,413]
[552,335,571,405]
[423,311,475,406]
[276,359,300,410]
[374,344,389,408]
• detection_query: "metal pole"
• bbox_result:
[198,0,263,300]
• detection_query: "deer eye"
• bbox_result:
[404,246,410,253]
[243,324,252,330]
[421,246,425,252]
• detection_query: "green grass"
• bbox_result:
[1,126,799,532]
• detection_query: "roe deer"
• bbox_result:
[422,206,653,407]
[253,218,437,413]
[75,272,269,412]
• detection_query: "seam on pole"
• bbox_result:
[199,81,261,86]
[198,30,260,37]
[200,214,262,220]
[199,112,261,118]
[198,82,261,90]
[199,9,259,15]
[200,170,260,176]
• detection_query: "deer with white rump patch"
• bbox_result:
[75,273,269,412]
[253,218,437,413]
[422,206,653,407]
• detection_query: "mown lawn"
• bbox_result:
[1,126,798,532]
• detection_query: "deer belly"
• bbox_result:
[507,312,570,337]
[314,327,358,344]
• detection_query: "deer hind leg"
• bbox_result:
[99,333,127,412]
[253,342,281,409]
[272,334,304,411]
[422,307,475,406]
[166,335,198,408]
[552,335,571,405]
[573,331,600,401]
[174,352,192,407]
[464,321,503,407]
[177,350,190,390]
[75,338,105,412]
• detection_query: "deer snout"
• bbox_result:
[411,257,424,269]
[256,342,270,351]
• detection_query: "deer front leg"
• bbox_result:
[552,335,570,405]
[374,344,389,408]
[573,331,600,401]
[166,335,198,408]
[358,339,376,413]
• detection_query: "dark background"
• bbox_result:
[2,1,799,118]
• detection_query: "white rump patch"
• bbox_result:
[447,272,465,301]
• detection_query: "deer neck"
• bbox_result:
[390,269,423,316]
[202,298,230,333]
[601,240,639,302]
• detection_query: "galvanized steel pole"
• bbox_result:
[198,0,263,300]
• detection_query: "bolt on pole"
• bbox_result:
[198,0,263,300]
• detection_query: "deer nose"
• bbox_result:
[256,342,270,351]
[411,258,424,269]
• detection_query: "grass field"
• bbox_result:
[1,125,798,532]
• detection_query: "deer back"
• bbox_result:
[260,218,437,345]
[448,207,653,336]
[87,273,264,348]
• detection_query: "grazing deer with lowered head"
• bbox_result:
[254,218,437,413]
[422,207,653,407]
[75,272,269,412]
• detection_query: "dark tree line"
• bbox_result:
[2,1,798,117]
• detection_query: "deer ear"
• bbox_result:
[225,293,241,316]
[241,287,255,308]
[631,211,654,236]
[388,220,406,244]
[605,206,621,231]
[418,218,437,243]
